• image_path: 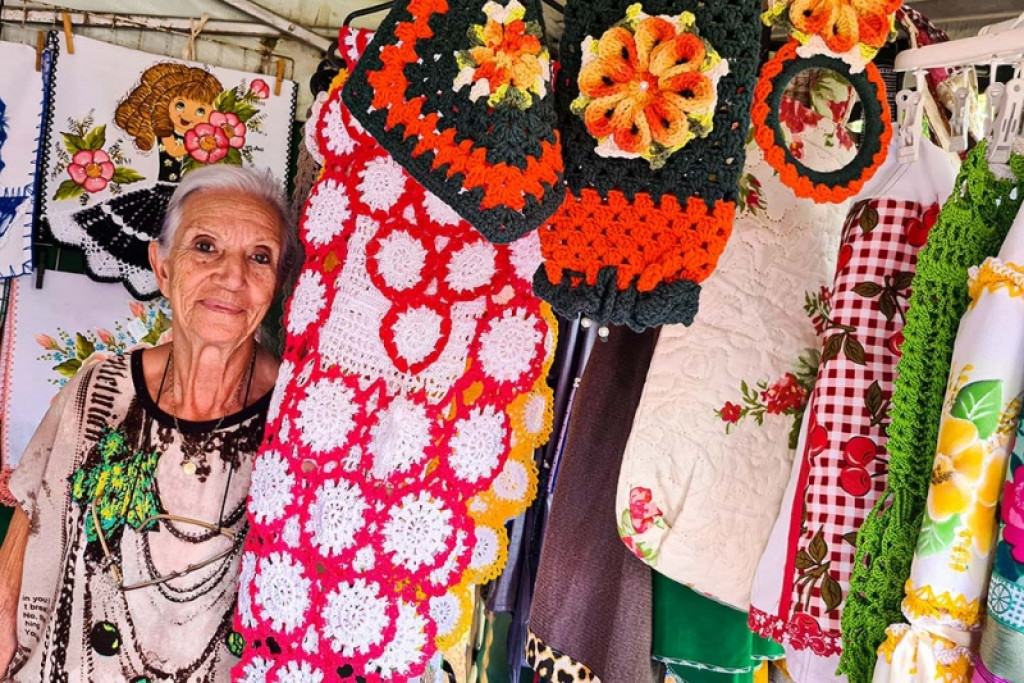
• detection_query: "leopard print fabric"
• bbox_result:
[525,631,600,683]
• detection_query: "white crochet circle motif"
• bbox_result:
[281,516,301,548]
[295,379,358,453]
[470,524,499,570]
[448,405,506,484]
[267,359,294,423]
[275,660,324,683]
[288,270,326,336]
[493,458,529,502]
[238,551,258,627]
[522,392,548,436]
[254,550,311,633]
[478,308,542,383]
[324,95,356,157]
[357,156,407,213]
[423,189,462,226]
[445,241,497,294]
[429,530,468,587]
[305,178,351,247]
[239,657,273,683]
[305,479,368,556]
[249,449,295,524]
[389,305,444,366]
[430,591,461,637]
[508,230,542,281]
[368,395,433,481]
[321,578,392,656]
[373,230,428,292]
[367,600,430,679]
[381,490,453,572]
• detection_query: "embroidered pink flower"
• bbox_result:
[1001,466,1024,563]
[95,329,116,346]
[762,373,807,415]
[184,123,229,164]
[67,149,115,193]
[209,111,247,149]
[628,487,663,534]
[34,333,60,351]
[249,78,270,99]
[129,302,146,319]
[719,401,742,424]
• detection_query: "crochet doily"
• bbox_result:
[236,29,555,682]
[533,0,762,330]
[341,0,565,244]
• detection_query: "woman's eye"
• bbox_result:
[252,253,272,265]
[195,240,214,253]
[175,101,186,111]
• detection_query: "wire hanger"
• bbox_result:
[343,1,394,27]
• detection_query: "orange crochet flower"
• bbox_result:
[788,0,837,36]
[572,5,727,168]
[766,0,898,56]
[454,0,551,109]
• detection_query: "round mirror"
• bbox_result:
[752,40,892,203]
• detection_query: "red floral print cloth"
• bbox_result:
[234,28,554,683]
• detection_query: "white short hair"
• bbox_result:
[159,165,301,289]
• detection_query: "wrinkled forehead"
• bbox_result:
[176,188,284,242]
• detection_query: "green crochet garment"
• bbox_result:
[839,141,1024,683]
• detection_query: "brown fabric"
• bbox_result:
[527,326,659,683]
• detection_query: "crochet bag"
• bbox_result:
[532,0,763,330]
[839,143,1024,683]
[341,0,564,244]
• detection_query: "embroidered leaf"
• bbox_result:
[860,205,879,233]
[951,380,1004,439]
[916,514,961,556]
[853,282,883,297]
[74,333,95,361]
[809,528,828,563]
[878,292,897,322]
[214,87,239,112]
[788,412,802,450]
[843,531,859,547]
[83,125,106,151]
[61,132,87,155]
[821,573,843,612]
[893,272,916,291]
[844,336,867,365]
[54,358,82,377]
[823,334,844,362]
[794,549,815,570]
[53,179,84,201]
[139,310,172,346]
[865,380,883,417]
[111,167,145,185]
[225,147,243,166]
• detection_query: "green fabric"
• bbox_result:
[840,141,1024,683]
[653,571,782,683]
[0,505,12,545]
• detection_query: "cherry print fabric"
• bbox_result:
[235,28,555,683]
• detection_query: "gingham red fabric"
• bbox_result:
[234,28,555,683]
[748,198,941,655]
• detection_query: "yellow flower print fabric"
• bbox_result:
[874,205,1024,682]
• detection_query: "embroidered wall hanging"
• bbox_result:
[872,219,1024,682]
[236,30,555,683]
[0,270,171,505]
[341,0,564,244]
[839,143,1024,683]
[615,129,853,611]
[747,137,955,683]
[532,0,763,331]
[40,34,297,300]
[0,39,51,279]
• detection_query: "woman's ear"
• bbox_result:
[149,241,171,298]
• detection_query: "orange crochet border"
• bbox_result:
[751,40,892,204]
[357,0,563,214]
[537,189,735,292]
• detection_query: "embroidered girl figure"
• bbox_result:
[115,63,223,182]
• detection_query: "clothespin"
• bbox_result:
[984,62,1006,141]
[988,77,1024,165]
[61,11,74,55]
[895,71,926,163]
[949,86,971,152]
[35,31,46,72]
[274,59,285,96]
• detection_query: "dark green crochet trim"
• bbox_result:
[763,52,886,189]
[531,266,700,331]
[839,141,1024,683]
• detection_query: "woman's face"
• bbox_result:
[168,97,212,135]
[149,189,282,349]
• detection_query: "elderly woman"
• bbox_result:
[0,164,298,681]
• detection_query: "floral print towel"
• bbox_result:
[875,205,1024,683]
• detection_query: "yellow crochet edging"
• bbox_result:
[901,579,982,627]
[968,259,1024,309]
[434,580,476,651]
[463,517,510,586]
